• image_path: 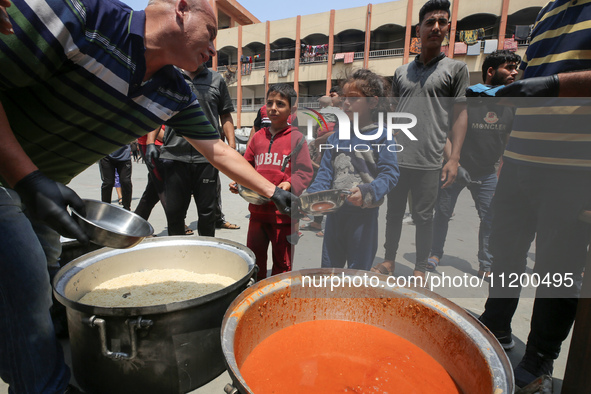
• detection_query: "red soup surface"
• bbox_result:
[311,201,335,211]
[240,320,460,394]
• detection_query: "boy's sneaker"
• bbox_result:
[493,331,515,351]
[477,316,515,350]
[514,349,554,388]
[402,213,414,224]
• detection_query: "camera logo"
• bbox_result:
[302,106,418,153]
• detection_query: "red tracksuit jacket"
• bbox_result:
[244,126,314,223]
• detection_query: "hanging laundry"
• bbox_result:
[241,63,252,76]
[466,42,480,56]
[343,52,355,64]
[410,37,421,54]
[278,59,290,77]
[483,39,498,54]
[503,37,518,52]
[459,28,484,45]
[333,53,345,64]
[269,60,279,72]
[454,42,467,55]
[514,25,531,40]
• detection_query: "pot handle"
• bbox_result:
[83,315,153,361]
[247,266,259,287]
[224,383,239,394]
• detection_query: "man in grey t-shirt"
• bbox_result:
[372,0,468,277]
[158,65,238,236]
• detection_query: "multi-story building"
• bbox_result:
[209,0,547,127]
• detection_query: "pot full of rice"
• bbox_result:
[53,236,256,394]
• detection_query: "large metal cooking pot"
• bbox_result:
[53,236,256,394]
[221,269,514,394]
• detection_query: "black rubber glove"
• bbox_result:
[14,170,89,243]
[454,167,473,187]
[270,187,298,216]
[495,75,560,97]
[145,143,160,169]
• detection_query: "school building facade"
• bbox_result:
[209,0,548,127]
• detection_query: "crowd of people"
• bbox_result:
[0,0,589,392]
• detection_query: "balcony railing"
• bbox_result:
[241,104,258,112]
[218,42,522,76]
[300,54,329,64]
[299,101,322,110]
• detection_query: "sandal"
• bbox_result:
[217,221,240,230]
[315,230,324,237]
[301,223,322,232]
[427,256,439,271]
[371,261,394,276]
[184,225,194,235]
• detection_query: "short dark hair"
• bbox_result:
[344,68,391,114]
[481,50,522,82]
[266,83,298,105]
[329,86,340,95]
[419,0,451,24]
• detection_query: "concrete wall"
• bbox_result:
[334,6,367,35]
[269,17,297,42]
[213,0,542,127]
[372,1,409,28]
[217,27,238,49]
[508,0,546,15]
[298,62,328,82]
[458,0,504,18]
[300,11,331,38]
[241,23,266,46]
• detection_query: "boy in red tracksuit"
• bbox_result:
[231,84,313,280]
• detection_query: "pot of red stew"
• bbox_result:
[221,269,513,394]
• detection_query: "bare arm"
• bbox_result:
[441,102,467,188]
[220,113,235,149]
[145,127,160,144]
[186,137,276,198]
[442,138,452,161]
[558,70,591,97]
[0,0,13,35]
[0,103,37,187]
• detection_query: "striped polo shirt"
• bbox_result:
[503,0,591,170]
[0,0,217,185]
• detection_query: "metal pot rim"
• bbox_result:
[53,236,256,316]
[221,268,514,394]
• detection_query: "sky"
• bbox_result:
[120,0,397,22]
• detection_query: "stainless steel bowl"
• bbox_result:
[71,199,154,249]
[237,184,270,205]
[299,189,351,215]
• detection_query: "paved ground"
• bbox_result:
[1,160,572,393]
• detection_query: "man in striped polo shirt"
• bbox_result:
[478,0,591,388]
[0,0,294,392]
